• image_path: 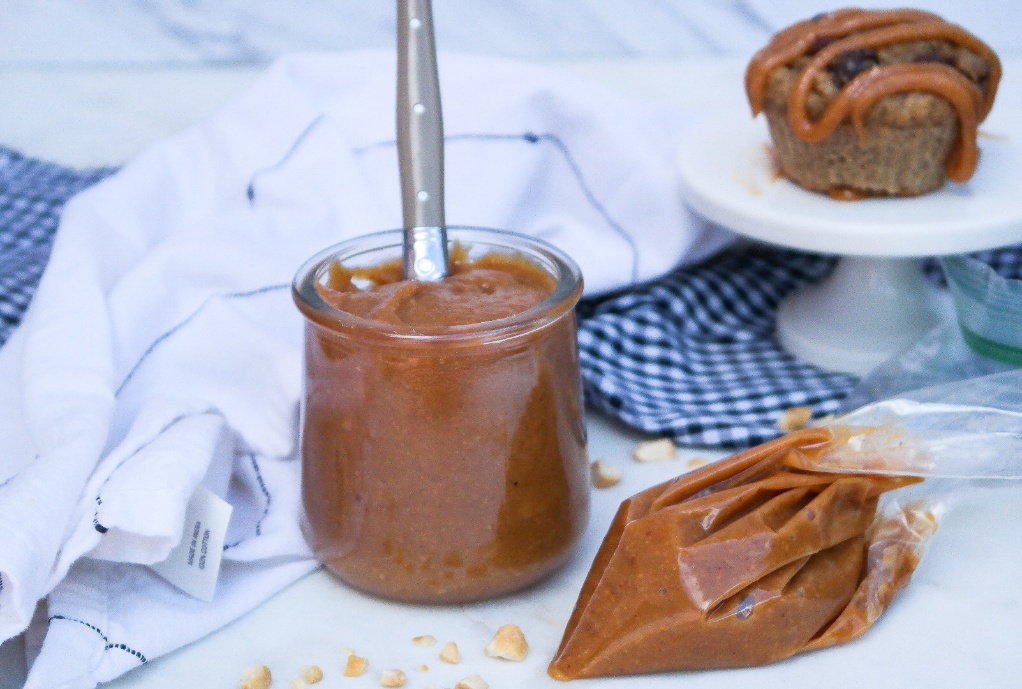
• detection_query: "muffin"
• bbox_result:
[745,8,1001,198]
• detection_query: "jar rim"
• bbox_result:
[292,226,584,343]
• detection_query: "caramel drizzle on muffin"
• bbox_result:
[745,8,1001,183]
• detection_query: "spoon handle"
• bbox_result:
[397,0,448,281]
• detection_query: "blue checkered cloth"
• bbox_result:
[3,146,1022,447]
[0,147,115,343]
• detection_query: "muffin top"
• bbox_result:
[745,8,1001,181]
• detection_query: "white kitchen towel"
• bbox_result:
[0,50,732,687]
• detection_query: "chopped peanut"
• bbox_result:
[439,641,460,664]
[686,456,710,470]
[344,655,368,677]
[777,406,813,431]
[380,669,407,687]
[419,664,429,672]
[454,674,489,689]
[240,665,272,689]
[632,438,677,462]
[412,635,437,647]
[589,459,622,489]
[341,647,356,657]
[484,624,529,661]
[299,666,323,684]
[290,680,306,689]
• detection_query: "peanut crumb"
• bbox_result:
[589,459,622,489]
[412,634,437,647]
[455,674,489,689]
[341,647,356,657]
[686,456,710,469]
[344,655,368,677]
[299,666,323,684]
[380,669,407,687]
[290,680,305,689]
[777,406,813,431]
[419,664,429,672]
[439,641,460,664]
[484,624,529,661]
[632,438,677,462]
[241,665,272,689]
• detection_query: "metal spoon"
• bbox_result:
[397,0,448,281]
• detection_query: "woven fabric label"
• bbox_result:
[150,485,233,602]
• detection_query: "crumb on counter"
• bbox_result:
[777,406,813,431]
[380,669,407,687]
[590,459,623,489]
[241,665,272,689]
[484,624,529,661]
[439,641,460,664]
[344,654,368,677]
[686,456,710,470]
[413,634,437,647]
[454,674,489,689]
[299,666,323,684]
[632,438,677,462]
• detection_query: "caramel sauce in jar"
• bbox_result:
[292,228,589,603]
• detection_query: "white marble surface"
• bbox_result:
[0,58,751,168]
[3,52,1022,689]
[2,0,1020,67]
[3,2,1022,687]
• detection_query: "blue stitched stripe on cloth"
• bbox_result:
[3,146,1022,447]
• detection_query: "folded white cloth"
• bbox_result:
[0,50,731,688]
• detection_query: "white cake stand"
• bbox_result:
[676,114,1022,375]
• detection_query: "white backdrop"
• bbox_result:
[1,0,1019,66]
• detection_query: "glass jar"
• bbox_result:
[292,227,589,603]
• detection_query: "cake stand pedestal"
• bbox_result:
[676,114,1022,375]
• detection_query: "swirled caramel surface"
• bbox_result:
[745,8,1000,182]
[299,245,588,603]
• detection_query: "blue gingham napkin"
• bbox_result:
[0,148,114,344]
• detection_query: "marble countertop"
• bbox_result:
[3,0,1020,67]
[3,53,1022,689]
[0,57,749,169]
[3,2,1022,686]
